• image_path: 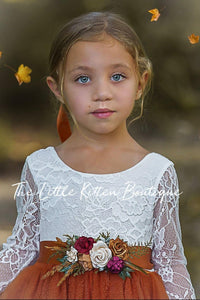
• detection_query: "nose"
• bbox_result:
[92,78,112,102]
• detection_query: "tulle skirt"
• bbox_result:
[0,241,168,299]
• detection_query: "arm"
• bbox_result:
[152,164,196,299]
[0,159,40,294]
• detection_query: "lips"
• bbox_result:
[91,108,115,119]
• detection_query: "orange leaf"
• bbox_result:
[188,34,199,44]
[148,8,160,22]
[15,64,32,85]
[0,51,2,58]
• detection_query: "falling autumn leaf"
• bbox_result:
[15,64,32,85]
[0,51,2,59]
[148,8,160,22]
[188,34,199,44]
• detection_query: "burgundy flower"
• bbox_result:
[107,256,124,273]
[74,236,95,255]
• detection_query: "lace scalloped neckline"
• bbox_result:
[50,146,155,177]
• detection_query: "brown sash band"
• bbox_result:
[38,241,154,270]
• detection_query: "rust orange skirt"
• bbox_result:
[0,241,168,299]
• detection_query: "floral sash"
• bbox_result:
[41,232,153,287]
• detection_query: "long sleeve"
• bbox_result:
[152,164,196,299]
[0,159,40,294]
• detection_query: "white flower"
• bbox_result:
[66,246,78,263]
[89,241,112,268]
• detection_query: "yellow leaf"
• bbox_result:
[188,34,199,44]
[148,8,160,22]
[0,51,2,58]
[15,64,32,85]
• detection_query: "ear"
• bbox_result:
[136,71,149,100]
[46,76,65,104]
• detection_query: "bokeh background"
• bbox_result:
[0,0,199,297]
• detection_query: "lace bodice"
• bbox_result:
[0,146,195,299]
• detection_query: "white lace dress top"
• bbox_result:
[0,146,196,299]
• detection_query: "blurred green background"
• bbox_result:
[0,0,199,297]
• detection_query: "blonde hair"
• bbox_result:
[48,11,152,128]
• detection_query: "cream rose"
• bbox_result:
[89,241,112,268]
[66,246,78,263]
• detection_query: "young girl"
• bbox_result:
[0,12,195,299]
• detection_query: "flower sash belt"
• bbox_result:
[39,233,153,287]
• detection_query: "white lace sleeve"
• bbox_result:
[0,159,40,294]
[152,164,196,299]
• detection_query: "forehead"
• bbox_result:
[65,34,135,70]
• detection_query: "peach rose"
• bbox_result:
[109,237,129,260]
[78,253,93,271]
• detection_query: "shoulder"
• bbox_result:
[144,151,176,181]
[26,146,54,164]
[23,146,55,176]
[148,152,179,189]
[129,141,174,176]
[148,152,174,170]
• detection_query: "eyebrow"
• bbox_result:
[110,63,132,71]
[68,63,132,74]
[68,66,92,74]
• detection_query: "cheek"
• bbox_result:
[67,96,86,117]
[117,87,137,105]
[64,87,80,109]
[118,81,138,97]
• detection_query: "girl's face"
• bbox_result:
[48,34,144,137]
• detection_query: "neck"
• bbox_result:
[65,123,134,151]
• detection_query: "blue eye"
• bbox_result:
[76,76,90,84]
[111,74,125,82]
